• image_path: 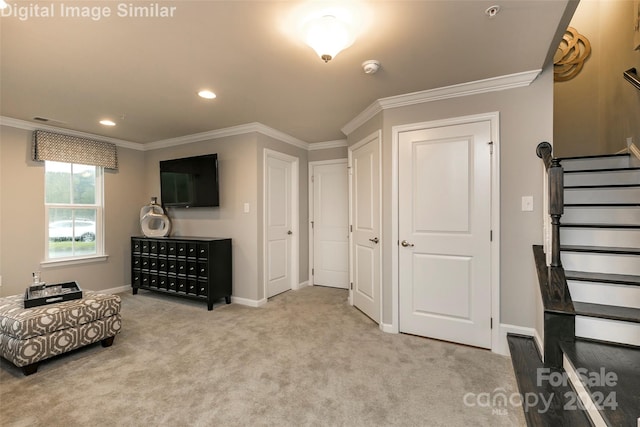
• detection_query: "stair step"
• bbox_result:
[565,183,640,189]
[560,339,640,427]
[573,302,640,323]
[561,227,640,248]
[561,252,640,276]
[568,280,640,309]
[564,168,640,187]
[564,187,640,204]
[565,270,640,287]
[506,334,591,426]
[564,167,640,173]
[560,154,631,171]
[560,223,640,229]
[563,206,640,226]
[561,245,640,255]
[565,203,640,207]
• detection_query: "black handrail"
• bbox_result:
[536,142,564,268]
[623,68,640,90]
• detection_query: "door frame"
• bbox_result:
[308,158,348,288]
[348,130,383,320]
[262,148,300,299]
[391,112,501,351]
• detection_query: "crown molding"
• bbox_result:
[308,139,348,151]
[0,116,143,150]
[144,122,309,151]
[341,69,542,136]
[1,117,312,152]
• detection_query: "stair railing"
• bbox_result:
[623,68,640,90]
[535,142,574,368]
[536,142,563,268]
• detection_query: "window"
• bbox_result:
[45,161,104,260]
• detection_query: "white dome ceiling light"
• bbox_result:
[303,15,356,63]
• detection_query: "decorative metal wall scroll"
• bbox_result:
[554,27,592,82]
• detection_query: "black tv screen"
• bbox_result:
[160,154,219,208]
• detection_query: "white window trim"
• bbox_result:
[44,162,106,262]
[40,255,109,268]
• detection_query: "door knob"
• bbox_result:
[287,230,293,235]
[401,240,414,247]
[369,237,379,244]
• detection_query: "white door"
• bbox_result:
[265,151,297,298]
[311,161,349,289]
[350,132,381,323]
[398,121,492,348]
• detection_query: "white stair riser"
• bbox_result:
[564,187,640,204]
[575,316,640,347]
[564,170,640,186]
[562,156,630,171]
[563,207,640,225]
[561,253,640,276]
[560,228,640,247]
[568,281,640,309]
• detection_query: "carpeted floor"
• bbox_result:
[0,286,525,426]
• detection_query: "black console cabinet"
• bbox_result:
[131,236,232,310]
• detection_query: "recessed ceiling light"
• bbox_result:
[198,90,217,99]
[100,119,116,126]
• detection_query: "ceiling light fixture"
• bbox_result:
[303,15,355,63]
[99,119,116,126]
[198,90,216,99]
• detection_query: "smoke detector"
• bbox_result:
[362,60,381,74]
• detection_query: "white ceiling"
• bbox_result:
[0,1,575,145]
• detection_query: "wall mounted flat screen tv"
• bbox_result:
[160,154,219,208]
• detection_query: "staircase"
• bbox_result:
[508,150,640,427]
[561,153,640,347]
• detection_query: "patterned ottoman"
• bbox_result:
[0,292,121,375]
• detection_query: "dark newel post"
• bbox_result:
[548,158,564,267]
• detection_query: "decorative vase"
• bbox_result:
[140,197,171,237]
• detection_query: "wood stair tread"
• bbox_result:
[559,339,640,427]
[507,334,591,427]
[564,203,640,207]
[564,166,640,173]
[560,245,640,255]
[560,223,640,229]
[565,270,640,286]
[565,183,640,189]
[573,302,640,323]
[558,153,630,161]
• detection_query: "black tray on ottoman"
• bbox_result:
[24,281,83,308]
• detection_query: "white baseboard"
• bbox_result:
[497,323,540,357]
[297,281,309,289]
[231,296,267,307]
[380,322,396,333]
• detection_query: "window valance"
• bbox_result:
[32,130,118,170]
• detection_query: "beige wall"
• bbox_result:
[555,0,640,156]
[308,146,348,162]
[144,133,261,301]
[0,126,312,303]
[347,68,554,329]
[0,125,146,296]
[143,132,310,302]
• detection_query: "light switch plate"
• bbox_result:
[522,196,533,212]
[243,203,250,213]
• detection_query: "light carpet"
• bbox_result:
[0,286,525,426]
